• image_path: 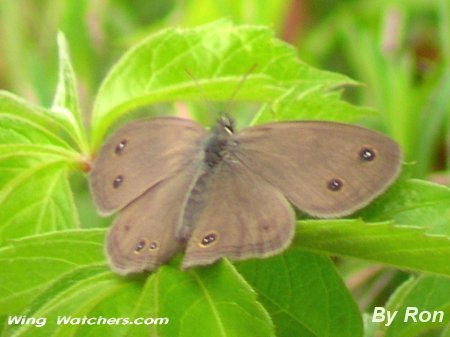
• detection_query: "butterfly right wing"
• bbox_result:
[234,121,402,218]
[107,164,198,275]
[90,117,206,215]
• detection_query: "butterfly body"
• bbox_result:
[90,116,402,274]
[177,115,238,240]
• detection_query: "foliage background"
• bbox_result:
[0,1,449,336]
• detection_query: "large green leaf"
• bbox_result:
[0,92,65,139]
[361,179,450,236]
[0,161,80,242]
[295,219,450,277]
[0,67,82,243]
[0,230,275,337]
[0,113,71,150]
[5,267,142,337]
[236,249,363,337]
[148,260,274,337]
[0,230,105,314]
[91,19,353,148]
[254,86,375,124]
[0,91,84,153]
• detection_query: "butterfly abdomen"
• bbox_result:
[177,170,210,240]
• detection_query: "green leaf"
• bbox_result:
[0,92,62,136]
[0,149,81,242]
[119,273,162,337]
[360,179,450,236]
[0,160,80,243]
[381,275,450,337]
[0,92,78,151]
[91,19,353,148]
[0,113,71,150]
[0,91,82,242]
[0,143,79,191]
[0,230,274,337]
[0,144,79,165]
[294,219,450,277]
[51,32,89,155]
[0,92,82,163]
[5,267,143,337]
[236,249,363,337]
[293,179,450,276]
[148,260,274,337]
[0,229,105,314]
[254,85,375,124]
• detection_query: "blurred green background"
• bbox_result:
[0,0,448,180]
[0,0,449,313]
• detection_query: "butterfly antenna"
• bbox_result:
[184,68,215,115]
[222,64,258,118]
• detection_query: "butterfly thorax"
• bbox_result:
[203,115,236,169]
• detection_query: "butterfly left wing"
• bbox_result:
[90,117,205,215]
[181,160,295,269]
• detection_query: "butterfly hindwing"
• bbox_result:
[182,159,295,269]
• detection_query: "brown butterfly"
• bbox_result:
[90,115,402,275]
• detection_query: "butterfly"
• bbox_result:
[90,114,402,274]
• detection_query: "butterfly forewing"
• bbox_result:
[182,159,295,269]
[234,121,402,217]
[90,117,206,214]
